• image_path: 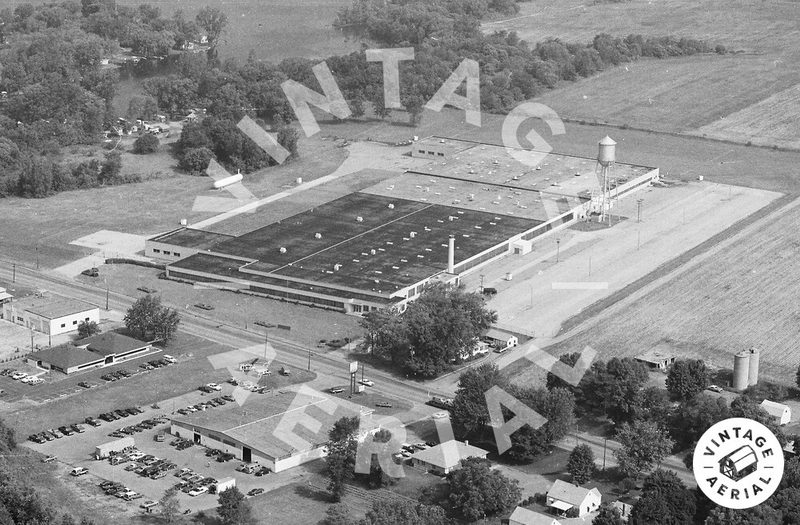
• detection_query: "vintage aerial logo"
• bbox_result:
[693,417,784,509]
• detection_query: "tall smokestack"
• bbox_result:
[448,236,455,274]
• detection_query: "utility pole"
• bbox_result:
[637,230,641,250]
[12,263,15,283]
[603,438,607,472]
[307,348,312,372]
[479,274,485,292]
[105,281,109,311]
[636,199,644,223]
[556,238,561,263]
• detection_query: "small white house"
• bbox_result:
[760,400,791,426]
[483,328,518,350]
[546,479,602,518]
[409,440,487,475]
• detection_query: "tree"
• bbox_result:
[60,514,76,525]
[507,386,575,463]
[196,6,228,46]
[669,394,729,450]
[592,504,623,525]
[614,420,674,479]
[451,363,507,440]
[323,503,352,525]
[124,295,180,342]
[567,444,596,485]
[133,134,160,154]
[179,146,214,174]
[127,95,159,121]
[159,487,180,523]
[400,283,497,377]
[325,416,359,502]
[447,457,520,522]
[704,505,783,525]
[665,359,709,401]
[77,320,100,339]
[362,499,450,525]
[585,358,649,425]
[630,470,695,525]
[99,151,122,184]
[277,125,300,161]
[328,415,360,443]
[217,486,254,525]
[546,352,581,391]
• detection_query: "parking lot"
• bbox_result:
[22,384,308,514]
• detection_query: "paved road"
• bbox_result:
[0,263,448,419]
[558,431,697,487]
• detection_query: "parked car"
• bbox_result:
[81,268,99,277]
[28,434,45,444]
[188,486,208,497]
[137,286,157,294]
[375,401,392,408]
[481,287,497,296]
[100,374,115,382]
[77,381,94,389]
[707,384,724,393]
[70,424,85,433]
[247,488,264,497]
[221,395,235,402]
[206,383,221,391]
[329,387,344,394]
[162,355,177,364]
[11,371,27,380]
[70,467,89,476]
[140,500,158,510]
[57,426,74,436]
[198,385,213,393]
[194,303,214,311]
[359,379,375,387]
[255,467,270,477]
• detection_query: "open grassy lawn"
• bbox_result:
[0,132,347,271]
[514,197,800,385]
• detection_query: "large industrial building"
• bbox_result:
[169,388,375,472]
[146,137,658,314]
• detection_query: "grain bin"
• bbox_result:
[748,347,760,387]
[733,350,750,391]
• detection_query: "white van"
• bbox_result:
[70,467,88,476]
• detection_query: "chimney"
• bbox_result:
[447,236,455,274]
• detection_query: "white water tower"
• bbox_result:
[597,136,616,222]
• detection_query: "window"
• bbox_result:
[427,151,435,155]
[61,323,66,328]
[16,316,23,322]
[353,305,362,313]
[73,320,77,325]
[163,251,171,255]
[437,152,444,156]
[85,318,90,321]
[418,150,425,154]
[174,252,180,257]
[153,249,160,253]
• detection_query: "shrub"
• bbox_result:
[133,134,160,154]
[179,147,213,174]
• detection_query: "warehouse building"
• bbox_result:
[170,388,375,472]
[147,137,658,315]
[2,294,99,336]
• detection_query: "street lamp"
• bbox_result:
[555,238,561,263]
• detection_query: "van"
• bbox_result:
[70,467,88,476]
[481,287,497,296]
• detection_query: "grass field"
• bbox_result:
[485,0,800,139]
[511,197,800,385]
[694,83,800,148]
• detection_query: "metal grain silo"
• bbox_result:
[733,350,750,391]
[748,347,760,387]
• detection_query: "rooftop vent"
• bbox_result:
[356,216,363,222]
[388,203,395,209]
[279,247,287,254]
[315,233,322,239]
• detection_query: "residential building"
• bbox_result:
[409,440,488,475]
[546,479,602,518]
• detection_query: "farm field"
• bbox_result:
[693,83,800,148]
[485,0,800,138]
[512,196,800,385]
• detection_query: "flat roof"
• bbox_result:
[29,344,104,370]
[183,193,537,294]
[79,332,149,357]
[149,228,235,250]
[361,171,584,222]
[171,388,370,460]
[414,136,655,199]
[12,294,97,320]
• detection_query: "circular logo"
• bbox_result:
[693,417,784,509]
